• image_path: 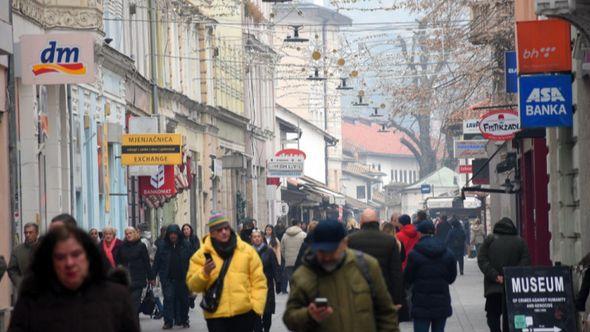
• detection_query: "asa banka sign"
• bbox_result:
[519,74,573,128]
[20,33,95,85]
[479,110,521,141]
[504,266,576,332]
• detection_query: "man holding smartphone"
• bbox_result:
[283,220,400,332]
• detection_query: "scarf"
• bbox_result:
[211,231,237,259]
[102,240,117,267]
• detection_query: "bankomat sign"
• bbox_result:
[20,33,95,85]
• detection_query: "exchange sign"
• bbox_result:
[504,266,576,332]
[479,110,521,141]
[516,19,572,74]
[121,134,182,166]
[518,74,573,128]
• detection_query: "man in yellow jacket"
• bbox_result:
[187,212,267,331]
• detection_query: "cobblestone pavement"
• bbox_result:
[141,258,487,331]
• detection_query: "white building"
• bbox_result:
[400,167,462,215]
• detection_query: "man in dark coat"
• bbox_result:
[153,224,193,329]
[435,215,451,243]
[405,220,457,332]
[477,217,530,332]
[348,209,405,313]
[8,222,39,289]
[446,219,467,275]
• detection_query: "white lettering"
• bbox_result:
[511,276,565,293]
[526,88,565,103]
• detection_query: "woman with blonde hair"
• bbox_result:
[100,226,123,269]
[346,218,359,235]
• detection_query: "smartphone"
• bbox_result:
[204,253,212,261]
[314,297,328,308]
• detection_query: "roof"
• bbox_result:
[403,167,460,191]
[342,119,414,157]
[276,104,338,144]
[342,162,385,180]
[275,3,352,26]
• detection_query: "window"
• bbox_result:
[394,170,398,182]
[378,164,381,171]
[403,170,408,183]
[390,170,394,181]
[413,170,417,182]
[356,186,366,200]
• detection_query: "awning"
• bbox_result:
[288,176,346,206]
[344,196,380,211]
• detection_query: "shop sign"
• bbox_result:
[519,74,573,128]
[420,184,431,194]
[516,19,571,74]
[121,133,182,165]
[463,119,481,135]
[20,33,95,85]
[139,165,177,196]
[454,140,488,159]
[505,51,518,93]
[268,149,306,178]
[459,165,473,174]
[504,266,576,332]
[479,110,521,141]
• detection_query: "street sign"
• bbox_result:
[454,140,488,159]
[268,155,305,177]
[420,184,431,194]
[518,74,573,128]
[139,165,177,196]
[463,119,481,135]
[121,133,182,165]
[504,266,576,332]
[459,165,473,174]
[505,51,518,93]
[516,19,572,74]
[479,109,521,141]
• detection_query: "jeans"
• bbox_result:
[162,279,190,326]
[413,318,447,332]
[253,312,272,332]
[453,252,464,274]
[485,293,509,332]
[281,266,295,293]
[206,310,257,332]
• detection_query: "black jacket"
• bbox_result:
[348,222,404,307]
[116,239,154,289]
[435,220,452,243]
[404,235,457,319]
[446,220,467,256]
[153,224,192,282]
[256,244,279,314]
[8,279,139,332]
[477,218,530,296]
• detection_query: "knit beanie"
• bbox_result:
[208,211,229,231]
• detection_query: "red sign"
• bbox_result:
[459,165,473,174]
[139,165,177,196]
[275,148,306,159]
[516,19,571,74]
[266,177,281,186]
[479,109,521,141]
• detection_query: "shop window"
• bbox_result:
[356,186,366,200]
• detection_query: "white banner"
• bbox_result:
[454,140,488,159]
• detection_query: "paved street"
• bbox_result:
[141,258,487,331]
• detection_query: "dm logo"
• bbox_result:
[32,41,86,76]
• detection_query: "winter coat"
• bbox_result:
[186,233,267,319]
[348,223,404,307]
[256,244,279,314]
[477,218,530,297]
[116,239,154,290]
[186,235,200,254]
[435,220,452,243]
[404,235,457,319]
[281,226,306,267]
[397,224,419,269]
[470,224,485,245]
[8,277,139,332]
[7,242,36,288]
[284,249,399,332]
[446,220,467,256]
[99,239,123,268]
[0,255,6,281]
[153,224,192,283]
[293,235,311,270]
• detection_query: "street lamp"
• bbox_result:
[284,26,309,43]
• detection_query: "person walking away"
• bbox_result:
[8,222,39,289]
[274,222,286,241]
[405,220,457,332]
[462,219,471,255]
[294,220,319,270]
[280,219,306,293]
[153,224,193,329]
[435,215,451,243]
[349,209,405,313]
[89,228,100,244]
[470,219,485,257]
[100,226,123,269]
[446,219,467,275]
[182,223,200,254]
[283,220,399,332]
[251,229,279,332]
[187,212,267,332]
[414,210,428,225]
[117,227,155,315]
[8,225,139,332]
[478,217,530,332]
[396,214,419,269]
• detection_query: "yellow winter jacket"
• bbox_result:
[186,234,267,319]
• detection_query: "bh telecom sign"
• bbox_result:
[20,33,95,85]
[516,19,571,74]
[519,74,573,128]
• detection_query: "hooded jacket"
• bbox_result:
[396,224,419,269]
[153,224,192,282]
[477,218,530,296]
[284,249,399,332]
[404,236,457,319]
[281,226,306,267]
[186,232,267,319]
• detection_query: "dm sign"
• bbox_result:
[519,74,573,128]
[20,33,95,85]
[121,134,182,166]
[479,109,521,141]
[504,266,576,332]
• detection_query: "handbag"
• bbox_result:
[140,285,156,315]
[200,254,234,313]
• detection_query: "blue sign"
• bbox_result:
[505,51,518,93]
[421,184,431,194]
[519,74,573,128]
